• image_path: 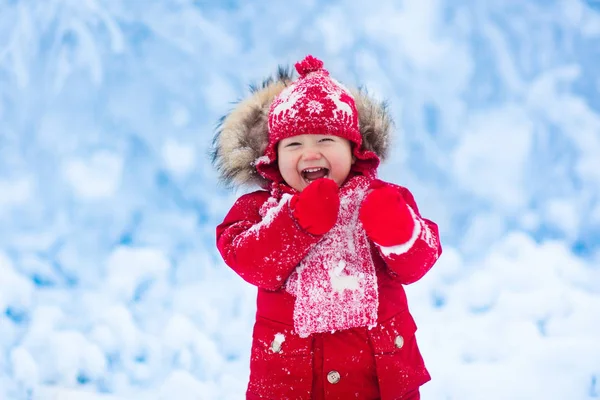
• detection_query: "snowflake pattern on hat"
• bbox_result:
[268,56,360,145]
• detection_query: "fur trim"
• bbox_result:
[211,67,393,188]
[352,88,392,162]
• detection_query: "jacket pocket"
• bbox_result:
[368,311,431,399]
[247,317,313,400]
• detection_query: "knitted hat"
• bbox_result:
[255,55,379,183]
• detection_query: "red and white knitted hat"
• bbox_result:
[255,55,379,183]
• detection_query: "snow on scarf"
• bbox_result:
[262,175,378,338]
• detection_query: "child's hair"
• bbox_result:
[211,55,394,189]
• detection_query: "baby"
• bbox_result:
[213,55,442,400]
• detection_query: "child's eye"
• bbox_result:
[319,138,334,143]
[285,142,301,147]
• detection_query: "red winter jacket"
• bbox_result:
[216,182,441,400]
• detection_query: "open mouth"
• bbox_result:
[302,167,330,183]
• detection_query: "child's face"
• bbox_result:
[277,134,355,192]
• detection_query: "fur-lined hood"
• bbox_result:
[211,66,393,189]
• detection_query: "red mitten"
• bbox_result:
[290,178,340,236]
[359,185,415,246]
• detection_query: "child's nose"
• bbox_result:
[302,149,322,161]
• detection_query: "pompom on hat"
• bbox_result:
[255,55,380,183]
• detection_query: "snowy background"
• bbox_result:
[1,0,600,399]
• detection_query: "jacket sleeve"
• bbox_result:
[216,190,322,291]
[373,184,442,285]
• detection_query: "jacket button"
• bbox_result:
[394,335,404,349]
[327,370,341,384]
[270,340,282,353]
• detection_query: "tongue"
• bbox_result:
[305,169,328,181]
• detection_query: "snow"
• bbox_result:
[11,346,39,393]
[0,177,34,209]
[161,139,196,177]
[62,151,124,200]
[451,107,533,210]
[105,246,170,302]
[329,260,359,292]
[1,1,599,399]
[251,193,292,234]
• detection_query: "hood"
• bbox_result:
[211,66,393,189]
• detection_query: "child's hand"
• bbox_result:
[290,178,340,236]
[359,184,415,246]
